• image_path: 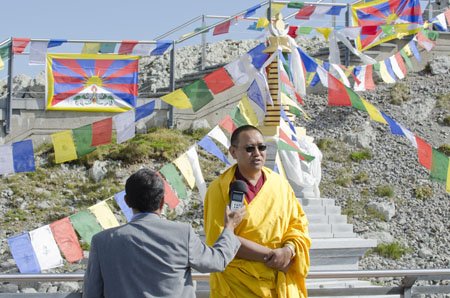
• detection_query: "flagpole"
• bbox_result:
[6,39,13,134]
[168,41,175,129]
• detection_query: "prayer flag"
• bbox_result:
[390,55,405,79]
[348,87,367,112]
[198,136,230,165]
[361,98,388,124]
[114,109,135,144]
[219,115,237,134]
[151,40,172,56]
[186,146,207,200]
[445,9,450,29]
[7,233,41,273]
[0,56,4,71]
[339,27,362,39]
[394,52,407,76]
[72,124,96,157]
[298,27,313,34]
[380,111,404,135]
[156,172,180,209]
[224,54,257,86]
[113,190,133,221]
[248,22,265,31]
[230,106,249,127]
[29,41,49,65]
[316,27,332,41]
[81,43,100,54]
[275,151,288,181]
[247,80,266,112]
[288,2,304,9]
[132,43,153,56]
[415,136,432,169]
[400,124,417,148]
[161,89,193,109]
[208,125,231,149]
[0,144,14,175]
[430,15,447,31]
[238,94,259,126]
[328,72,351,106]
[48,39,66,48]
[12,38,30,54]
[409,40,421,62]
[99,43,116,54]
[327,6,345,15]
[384,58,398,81]
[379,60,396,83]
[203,67,235,95]
[118,40,138,55]
[51,130,78,163]
[248,43,269,70]
[278,129,315,162]
[91,118,112,146]
[268,3,286,17]
[173,154,196,189]
[29,226,64,271]
[69,210,103,245]
[288,26,298,38]
[46,54,139,112]
[89,201,120,229]
[430,149,449,184]
[12,140,36,173]
[213,20,231,36]
[49,217,84,263]
[381,24,394,36]
[256,17,269,29]
[295,6,316,19]
[244,4,261,18]
[182,79,214,112]
[416,31,436,51]
[160,163,188,200]
[135,100,155,122]
[279,59,304,106]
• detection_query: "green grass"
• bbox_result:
[372,242,411,260]
[375,185,394,198]
[437,144,450,156]
[334,168,353,187]
[390,83,411,105]
[444,115,450,126]
[436,93,450,110]
[415,185,433,199]
[354,171,370,184]
[349,149,373,162]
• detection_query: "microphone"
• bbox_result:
[229,180,248,211]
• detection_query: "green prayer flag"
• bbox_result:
[160,163,188,200]
[298,27,313,34]
[99,43,116,53]
[373,62,380,71]
[229,106,248,127]
[380,25,394,36]
[422,29,439,41]
[182,79,214,112]
[0,44,10,60]
[288,2,304,9]
[430,148,449,184]
[400,49,414,71]
[346,87,367,112]
[195,26,209,33]
[69,210,102,245]
[72,124,96,157]
[288,105,302,117]
[277,140,315,162]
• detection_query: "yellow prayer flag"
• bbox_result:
[161,89,193,109]
[280,93,311,119]
[51,130,78,164]
[379,60,396,84]
[269,3,286,17]
[344,66,355,78]
[238,94,258,126]
[81,43,101,54]
[447,164,450,193]
[275,152,288,181]
[88,201,119,229]
[256,17,269,29]
[173,153,196,189]
[316,27,332,42]
[394,23,411,34]
[404,44,412,56]
[179,31,195,39]
[0,56,4,70]
[361,98,388,124]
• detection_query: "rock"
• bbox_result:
[366,231,394,244]
[343,122,375,149]
[28,71,45,98]
[0,283,18,293]
[12,74,32,98]
[88,161,108,183]
[190,119,210,130]
[367,202,395,221]
[58,282,80,292]
[47,286,59,293]
[429,56,450,75]
[418,248,433,259]
[21,287,37,293]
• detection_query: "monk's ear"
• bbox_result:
[229,145,237,159]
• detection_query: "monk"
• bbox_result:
[204,125,311,297]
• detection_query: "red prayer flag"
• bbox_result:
[118,40,138,55]
[156,172,180,209]
[394,52,407,76]
[365,64,375,90]
[279,128,309,161]
[361,26,378,35]
[445,10,450,29]
[288,26,298,38]
[91,118,112,146]
[203,68,235,94]
[219,115,237,134]
[328,73,351,106]
[213,20,231,36]
[12,38,31,54]
[49,217,83,263]
[415,136,432,169]
[295,6,316,20]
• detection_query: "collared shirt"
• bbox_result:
[235,167,266,203]
[131,212,158,221]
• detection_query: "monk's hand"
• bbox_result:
[224,206,246,231]
[263,247,292,271]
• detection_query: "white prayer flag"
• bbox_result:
[400,124,417,148]
[354,65,367,91]
[0,144,14,175]
[186,146,207,200]
[436,13,448,31]
[316,65,329,87]
[208,125,230,149]
[224,53,257,86]
[29,225,63,271]
[338,27,361,40]
[389,56,405,79]
[132,43,153,56]
[114,109,135,144]
[29,41,49,65]
[311,6,332,18]
[287,36,306,96]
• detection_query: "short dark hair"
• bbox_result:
[230,125,263,147]
[125,168,165,212]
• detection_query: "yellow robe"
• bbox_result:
[204,165,311,298]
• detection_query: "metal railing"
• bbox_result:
[1,269,449,297]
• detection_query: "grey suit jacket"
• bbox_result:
[83,213,240,298]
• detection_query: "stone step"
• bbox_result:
[299,197,335,206]
[303,205,341,216]
[306,214,348,225]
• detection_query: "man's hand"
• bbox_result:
[224,206,246,231]
[264,247,292,273]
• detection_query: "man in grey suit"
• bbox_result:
[83,168,245,298]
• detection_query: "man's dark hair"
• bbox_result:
[125,168,165,212]
[230,125,263,147]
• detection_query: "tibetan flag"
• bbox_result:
[7,233,41,273]
[91,118,112,146]
[12,38,30,54]
[160,163,188,200]
[361,98,388,124]
[72,124,96,157]
[161,89,192,109]
[114,190,133,222]
[352,0,423,51]
[88,201,120,229]
[46,54,138,112]
[415,136,432,169]
[49,217,84,263]
[219,115,237,134]
[430,148,449,184]
[173,153,196,189]
[51,130,78,163]
[295,6,316,19]
[203,67,235,95]
[156,172,180,209]
[186,146,207,199]
[198,136,230,165]
[135,100,155,122]
[29,225,64,271]
[114,109,135,144]
[69,210,103,245]
[151,40,172,56]
[182,79,214,112]
[118,40,138,55]
[213,20,231,36]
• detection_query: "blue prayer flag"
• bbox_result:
[380,111,405,136]
[114,190,133,222]
[135,101,155,122]
[298,48,317,72]
[246,80,266,112]
[248,22,265,31]
[198,136,230,165]
[409,41,421,62]
[244,4,261,18]
[151,40,172,56]
[7,233,41,274]
[384,58,397,81]
[326,6,345,15]
[248,43,269,70]
[47,39,67,48]
[12,140,35,173]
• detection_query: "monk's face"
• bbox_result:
[230,130,266,174]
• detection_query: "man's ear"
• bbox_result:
[124,195,131,208]
[159,196,165,210]
[229,146,237,159]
